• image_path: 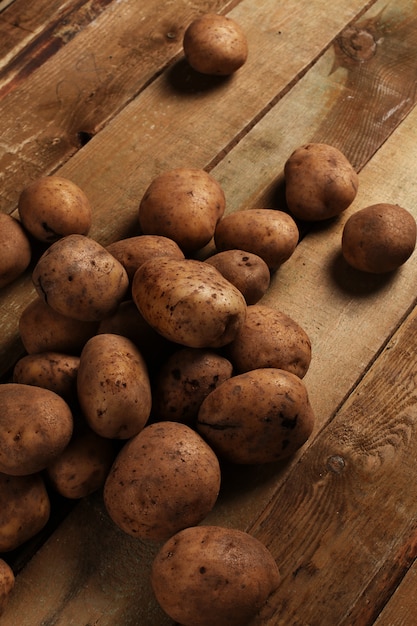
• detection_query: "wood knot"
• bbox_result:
[326,455,345,473]
[337,26,377,62]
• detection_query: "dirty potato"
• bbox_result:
[0,214,32,288]
[0,559,15,616]
[13,352,79,402]
[205,249,270,304]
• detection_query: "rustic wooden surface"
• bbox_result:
[2,0,417,624]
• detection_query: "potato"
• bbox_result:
[77,333,152,439]
[341,203,417,273]
[0,559,15,616]
[205,249,270,304]
[152,347,233,425]
[226,304,311,378]
[0,214,32,288]
[46,425,115,499]
[284,143,359,221]
[13,352,79,402]
[132,256,247,348]
[151,525,280,626]
[107,234,184,282]
[0,383,73,476]
[19,297,98,355]
[197,368,315,464]
[32,234,129,321]
[18,175,92,242]
[183,13,248,76]
[138,168,225,253]
[103,421,221,541]
[214,209,299,271]
[0,472,50,552]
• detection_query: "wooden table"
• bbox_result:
[2,0,417,623]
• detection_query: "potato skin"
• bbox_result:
[284,143,359,221]
[0,559,15,615]
[0,383,73,476]
[77,333,152,439]
[138,168,225,253]
[205,249,270,304]
[214,209,299,271]
[226,304,311,378]
[32,234,129,321]
[132,257,247,348]
[13,352,79,402]
[197,368,315,464]
[103,421,221,541]
[0,472,50,552]
[183,14,248,76]
[342,203,417,273]
[151,525,280,626]
[0,214,32,288]
[18,175,92,242]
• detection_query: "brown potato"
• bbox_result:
[103,421,221,541]
[205,249,270,304]
[32,234,129,321]
[19,297,98,355]
[341,203,417,273]
[13,352,79,402]
[0,214,32,288]
[132,256,247,348]
[138,168,225,253]
[226,304,312,378]
[197,368,315,464]
[0,559,15,616]
[151,525,280,626]
[0,383,73,476]
[284,143,359,221]
[0,472,50,552]
[152,347,233,425]
[107,234,184,282]
[214,209,299,271]
[77,333,152,439]
[18,175,92,242]
[183,14,248,76]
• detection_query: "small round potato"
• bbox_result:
[197,368,315,464]
[152,347,233,425]
[214,209,299,271]
[0,559,15,615]
[151,525,280,626]
[103,421,221,541]
[341,203,417,273]
[13,352,80,402]
[132,256,247,348]
[18,175,92,242]
[19,297,98,355]
[205,249,270,304]
[0,472,50,552]
[0,383,73,476]
[226,304,312,377]
[183,14,248,76]
[32,234,129,321]
[77,333,152,439]
[138,168,225,253]
[0,214,32,288]
[284,143,359,221]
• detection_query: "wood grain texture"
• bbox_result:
[372,562,417,626]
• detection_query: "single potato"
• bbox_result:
[0,214,32,288]
[132,256,247,348]
[18,175,92,242]
[205,249,270,304]
[138,168,225,253]
[0,383,73,476]
[284,143,359,221]
[103,421,221,541]
[214,209,299,271]
[77,333,152,439]
[151,525,281,626]
[226,304,311,377]
[32,234,129,321]
[197,368,315,464]
[183,13,248,76]
[0,472,50,552]
[13,352,80,402]
[341,203,417,273]
[0,559,15,616]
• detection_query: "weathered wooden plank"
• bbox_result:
[372,561,417,626]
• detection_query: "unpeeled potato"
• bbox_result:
[205,249,270,304]
[0,559,14,616]
[0,214,32,288]
[13,352,80,403]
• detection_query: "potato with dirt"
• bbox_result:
[205,249,270,304]
[0,213,32,288]
[13,352,80,403]
[151,525,280,626]
[0,559,15,616]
